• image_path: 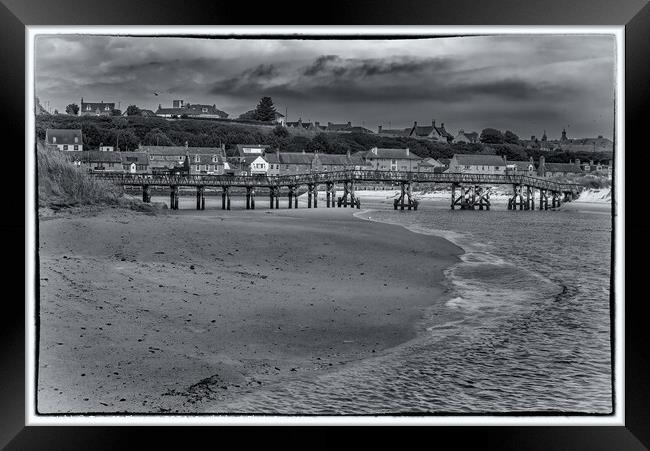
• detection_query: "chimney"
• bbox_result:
[576,158,581,166]
[185,141,189,149]
[371,147,378,155]
[378,125,382,133]
[531,135,535,141]
[440,122,445,129]
[302,149,305,154]
[529,156,533,163]
[347,121,351,127]
[414,121,418,127]
[405,148,410,156]
[589,160,594,166]
[315,121,320,127]
[346,150,351,158]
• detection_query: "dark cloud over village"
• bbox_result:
[35,34,616,139]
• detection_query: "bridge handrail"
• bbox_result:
[90,170,581,193]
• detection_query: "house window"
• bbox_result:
[105,106,110,111]
[179,157,184,162]
[63,145,68,150]
[74,137,78,143]
[86,105,91,110]
[195,165,200,171]
[74,145,78,150]
[150,155,154,160]
[465,165,471,169]
[202,107,208,113]
[213,156,217,162]
[495,167,500,170]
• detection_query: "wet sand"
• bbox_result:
[37,206,461,413]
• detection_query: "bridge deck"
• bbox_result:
[92,170,581,193]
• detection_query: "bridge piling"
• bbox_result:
[170,185,179,210]
[196,186,205,210]
[221,188,226,210]
[269,188,274,209]
[142,185,150,203]
[314,185,318,208]
[288,187,293,209]
[308,184,313,208]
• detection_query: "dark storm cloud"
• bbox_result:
[34,35,616,138]
[301,54,453,78]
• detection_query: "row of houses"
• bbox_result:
[45,128,611,179]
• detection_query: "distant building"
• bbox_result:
[241,155,270,175]
[359,147,423,171]
[99,145,114,152]
[120,152,150,174]
[377,125,411,137]
[68,150,123,172]
[506,158,537,177]
[155,100,228,119]
[542,160,583,177]
[234,144,272,163]
[409,120,454,143]
[45,129,83,151]
[262,150,367,176]
[454,129,479,144]
[446,154,507,174]
[326,121,353,132]
[79,98,115,116]
[138,143,227,175]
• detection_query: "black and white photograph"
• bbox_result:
[26,26,623,424]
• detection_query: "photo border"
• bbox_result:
[0,0,644,447]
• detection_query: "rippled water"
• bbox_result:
[212,198,614,414]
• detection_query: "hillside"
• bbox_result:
[35,115,613,163]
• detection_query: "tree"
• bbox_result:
[126,105,141,116]
[65,103,79,115]
[111,109,122,117]
[143,128,174,146]
[272,124,289,138]
[253,96,277,122]
[479,128,504,144]
[504,130,520,145]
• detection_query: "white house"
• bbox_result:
[99,145,114,152]
[446,154,507,175]
[45,129,83,151]
[242,155,269,175]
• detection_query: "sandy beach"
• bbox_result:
[37,205,461,413]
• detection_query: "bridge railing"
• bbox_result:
[91,170,581,193]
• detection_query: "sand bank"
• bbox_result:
[37,206,461,413]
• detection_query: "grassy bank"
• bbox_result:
[36,141,163,214]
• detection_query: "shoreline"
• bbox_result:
[37,206,462,413]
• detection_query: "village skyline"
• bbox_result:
[35,34,617,140]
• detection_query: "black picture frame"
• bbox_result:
[3,0,644,448]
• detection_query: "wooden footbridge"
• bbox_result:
[92,170,581,211]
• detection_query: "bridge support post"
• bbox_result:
[225,187,231,210]
[314,185,318,208]
[525,186,531,210]
[246,187,251,210]
[142,185,150,203]
[326,183,332,208]
[288,187,293,209]
[529,187,535,210]
[350,180,357,209]
[308,184,313,208]
[170,185,179,210]
[269,188,274,209]
[406,182,412,210]
[276,190,279,209]
[294,187,299,209]
[221,187,226,210]
[196,186,205,210]
[250,187,255,210]
[451,183,459,210]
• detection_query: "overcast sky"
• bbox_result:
[35,34,616,140]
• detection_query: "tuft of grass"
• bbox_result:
[37,141,123,208]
